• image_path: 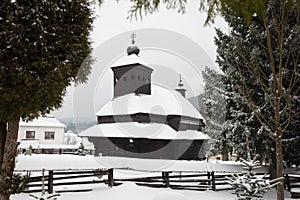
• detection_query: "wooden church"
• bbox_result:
[79,34,209,160]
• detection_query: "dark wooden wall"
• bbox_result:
[112,64,153,98]
[89,137,207,160]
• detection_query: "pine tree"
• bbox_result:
[214,25,273,162]
[202,67,233,160]
[0,1,94,199]
[228,155,283,200]
[215,1,300,199]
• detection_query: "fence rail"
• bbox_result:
[23,169,299,195]
[285,174,300,198]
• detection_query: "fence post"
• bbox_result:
[162,172,170,187]
[211,171,216,191]
[108,169,114,187]
[207,172,211,186]
[48,170,54,194]
[285,174,291,191]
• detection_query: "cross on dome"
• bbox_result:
[130,32,136,44]
[178,74,184,87]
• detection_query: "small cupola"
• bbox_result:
[112,33,153,98]
[175,74,187,97]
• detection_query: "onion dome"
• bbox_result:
[127,32,140,56]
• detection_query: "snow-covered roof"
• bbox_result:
[19,116,66,128]
[79,122,209,140]
[111,54,149,68]
[97,85,204,120]
[18,142,80,150]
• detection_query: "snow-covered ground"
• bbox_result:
[13,154,293,200]
[15,154,252,172]
[11,182,291,200]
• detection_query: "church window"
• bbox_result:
[129,139,134,147]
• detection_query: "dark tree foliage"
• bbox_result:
[0,0,94,121]
[0,0,94,199]
[202,66,272,162]
[214,0,300,167]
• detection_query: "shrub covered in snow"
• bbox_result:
[74,142,89,156]
[227,154,283,199]
[0,171,28,195]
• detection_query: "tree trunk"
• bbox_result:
[276,136,284,200]
[222,144,229,161]
[0,122,7,165]
[0,115,20,200]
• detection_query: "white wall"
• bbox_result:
[18,126,64,145]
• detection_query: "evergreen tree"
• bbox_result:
[228,155,283,200]
[202,67,271,162]
[0,1,94,199]
[201,67,232,160]
[215,1,300,199]
[214,24,273,162]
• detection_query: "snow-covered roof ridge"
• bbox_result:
[96,85,204,120]
[79,122,209,140]
[19,116,66,128]
[111,54,149,68]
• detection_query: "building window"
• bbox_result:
[138,75,140,80]
[129,139,134,147]
[143,77,145,82]
[45,131,55,140]
[123,76,127,81]
[131,75,134,80]
[26,131,35,139]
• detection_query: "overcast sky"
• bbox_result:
[51,1,228,121]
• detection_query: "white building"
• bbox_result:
[18,115,66,146]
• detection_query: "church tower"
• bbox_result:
[112,33,153,98]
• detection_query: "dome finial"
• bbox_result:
[127,32,140,56]
[178,74,184,87]
[176,73,186,97]
[130,32,136,45]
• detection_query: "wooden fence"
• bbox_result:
[285,174,300,198]
[23,169,299,194]
[25,169,114,193]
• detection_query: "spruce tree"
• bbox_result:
[214,1,300,199]
[202,67,232,160]
[0,1,94,199]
